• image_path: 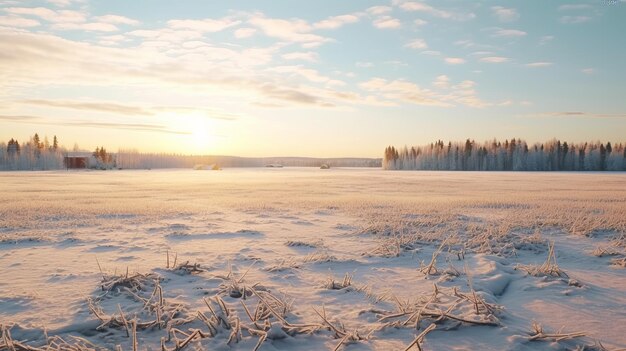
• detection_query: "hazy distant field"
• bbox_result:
[1,168,625,350]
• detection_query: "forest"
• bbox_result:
[383,139,626,171]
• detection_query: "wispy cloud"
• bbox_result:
[480,56,509,63]
[19,99,152,115]
[558,4,595,24]
[17,99,240,120]
[560,16,591,24]
[393,0,475,21]
[167,18,241,32]
[372,16,401,29]
[95,15,140,26]
[491,28,526,38]
[0,15,41,27]
[360,77,446,106]
[0,115,40,121]
[267,65,344,86]
[539,35,554,45]
[248,13,330,46]
[359,76,490,108]
[5,7,86,23]
[281,51,319,62]
[233,27,256,38]
[0,114,191,134]
[366,6,392,15]
[404,38,427,49]
[526,111,626,119]
[491,6,519,22]
[582,68,595,74]
[558,4,593,11]
[313,14,360,30]
[444,57,465,65]
[45,0,85,7]
[432,75,450,89]
[469,51,493,56]
[525,62,553,68]
[53,22,119,32]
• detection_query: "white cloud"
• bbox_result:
[54,22,118,32]
[413,19,428,26]
[420,50,441,56]
[404,38,427,49]
[95,15,140,26]
[582,68,595,74]
[454,39,475,48]
[268,65,344,86]
[395,1,450,17]
[0,29,362,108]
[248,14,330,46]
[372,16,401,29]
[525,62,553,67]
[356,62,374,68]
[127,28,203,42]
[313,14,359,30]
[366,6,392,15]
[281,51,318,62]
[234,27,256,38]
[480,56,509,63]
[0,15,41,28]
[5,7,86,23]
[45,0,85,7]
[492,28,526,37]
[301,41,325,49]
[360,76,490,108]
[393,1,475,21]
[432,75,449,89]
[359,77,446,106]
[491,6,519,22]
[167,18,241,33]
[98,34,127,46]
[444,57,465,65]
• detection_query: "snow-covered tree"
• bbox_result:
[382,139,625,171]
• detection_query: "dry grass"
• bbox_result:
[285,240,323,248]
[611,257,626,268]
[376,284,501,330]
[516,241,569,278]
[528,321,585,342]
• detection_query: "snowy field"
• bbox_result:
[1,168,625,350]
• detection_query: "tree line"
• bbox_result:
[0,134,116,170]
[383,139,626,171]
[1,134,65,170]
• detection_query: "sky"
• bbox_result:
[0,0,625,157]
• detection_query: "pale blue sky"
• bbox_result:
[0,0,624,156]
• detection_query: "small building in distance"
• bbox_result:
[64,152,92,169]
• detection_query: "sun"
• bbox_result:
[188,116,215,152]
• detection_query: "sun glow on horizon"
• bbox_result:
[179,115,219,154]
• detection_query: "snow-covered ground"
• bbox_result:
[1,168,625,350]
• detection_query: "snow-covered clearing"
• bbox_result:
[1,168,625,350]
